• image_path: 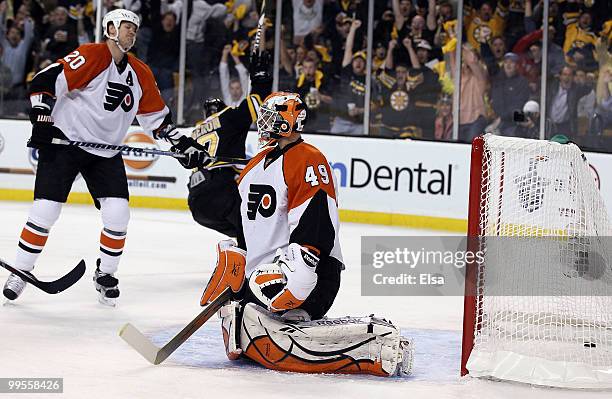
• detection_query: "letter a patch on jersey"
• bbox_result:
[247,184,276,220]
[104,82,134,112]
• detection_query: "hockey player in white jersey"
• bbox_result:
[199,92,413,376]
[2,9,210,305]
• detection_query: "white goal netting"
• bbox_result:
[466,134,612,388]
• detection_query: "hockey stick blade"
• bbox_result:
[119,287,232,365]
[0,258,86,294]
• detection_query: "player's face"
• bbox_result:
[118,22,138,49]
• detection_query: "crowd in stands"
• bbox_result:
[0,0,611,148]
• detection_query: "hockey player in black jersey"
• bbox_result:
[184,51,272,248]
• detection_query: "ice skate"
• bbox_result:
[93,260,119,306]
[3,272,28,301]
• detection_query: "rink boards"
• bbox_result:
[1,119,612,232]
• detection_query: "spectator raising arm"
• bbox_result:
[427,0,437,32]
[403,37,420,69]
[279,30,295,77]
[392,0,406,32]
[76,5,90,45]
[385,39,397,70]
[523,0,537,33]
[342,19,361,68]
[233,50,249,100]
[219,44,233,106]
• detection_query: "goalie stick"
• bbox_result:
[119,287,232,365]
[0,258,86,294]
[50,138,249,166]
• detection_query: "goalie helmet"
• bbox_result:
[103,9,140,53]
[257,92,307,146]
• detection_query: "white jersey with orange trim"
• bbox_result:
[237,139,343,276]
[30,43,169,158]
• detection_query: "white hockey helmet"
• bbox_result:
[257,92,307,147]
[103,9,140,52]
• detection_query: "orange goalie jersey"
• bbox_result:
[238,139,343,277]
[29,43,170,158]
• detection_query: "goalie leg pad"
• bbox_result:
[219,301,243,360]
[239,303,414,377]
[200,239,246,305]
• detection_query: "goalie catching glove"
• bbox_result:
[249,243,318,312]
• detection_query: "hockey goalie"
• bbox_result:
[199,92,413,377]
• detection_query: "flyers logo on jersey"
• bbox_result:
[104,82,134,112]
[247,184,276,220]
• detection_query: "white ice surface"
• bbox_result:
[0,202,609,399]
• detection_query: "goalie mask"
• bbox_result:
[257,92,307,147]
[103,9,140,53]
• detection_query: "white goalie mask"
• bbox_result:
[257,92,307,147]
[103,9,140,53]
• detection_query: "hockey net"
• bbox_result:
[461,134,612,388]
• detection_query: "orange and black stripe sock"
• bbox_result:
[14,220,50,272]
[18,221,49,254]
[98,228,126,273]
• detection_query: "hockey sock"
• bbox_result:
[15,199,63,271]
[98,198,129,274]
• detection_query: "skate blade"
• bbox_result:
[98,294,117,307]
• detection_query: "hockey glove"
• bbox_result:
[249,243,318,312]
[170,135,214,169]
[248,50,272,85]
[28,94,60,148]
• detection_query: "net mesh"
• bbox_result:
[468,135,612,386]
